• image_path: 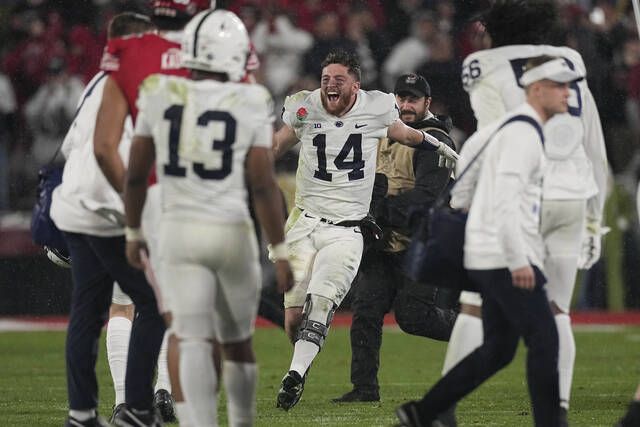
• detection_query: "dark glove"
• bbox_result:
[360,215,383,248]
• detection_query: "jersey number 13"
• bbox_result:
[163,105,236,180]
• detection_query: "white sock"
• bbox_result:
[175,401,195,427]
[555,313,575,409]
[289,340,319,377]
[154,331,171,393]
[442,312,483,374]
[223,361,257,427]
[69,409,95,421]
[106,316,132,405]
[180,339,218,427]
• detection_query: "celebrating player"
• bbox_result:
[272,49,458,411]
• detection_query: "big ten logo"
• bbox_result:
[161,48,182,70]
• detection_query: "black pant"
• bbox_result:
[416,266,560,427]
[349,249,458,392]
[64,232,165,410]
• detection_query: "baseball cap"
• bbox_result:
[394,73,431,98]
[520,58,584,86]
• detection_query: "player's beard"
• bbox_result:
[321,87,355,117]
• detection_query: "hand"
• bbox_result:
[511,265,535,290]
[577,218,610,270]
[274,260,294,293]
[436,142,458,169]
[420,131,458,168]
[126,240,148,270]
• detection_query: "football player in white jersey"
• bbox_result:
[435,1,609,426]
[123,10,294,427]
[271,49,459,411]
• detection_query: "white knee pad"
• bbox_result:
[174,312,215,341]
[297,294,337,350]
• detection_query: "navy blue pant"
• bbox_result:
[416,266,560,427]
[64,232,165,411]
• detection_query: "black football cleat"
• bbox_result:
[64,415,111,427]
[110,403,126,423]
[112,405,163,427]
[153,389,176,423]
[276,370,305,411]
[331,388,380,403]
[396,401,429,427]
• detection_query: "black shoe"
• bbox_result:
[112,405,163,427]
[153,389,175,423]
[331,388,380,403]
[559,407,569,427]
[110,404,126,423]
[436,404,457,427]
[64,415,111,427]
[396,401,428,427]
[276,370,305,411]
[615,401,640,427]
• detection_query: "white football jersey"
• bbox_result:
[135,74,274,223]
[462,45,608,218]
[282,89,398,221]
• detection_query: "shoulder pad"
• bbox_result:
[284,90,313,111]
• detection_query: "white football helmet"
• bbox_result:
[181,9,249,82]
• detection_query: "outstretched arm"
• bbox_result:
[387,119,458,168]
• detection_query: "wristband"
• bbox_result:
[269,242,288,261]
[125,226,144,242]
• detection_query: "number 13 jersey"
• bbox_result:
[135,74,275,223]
[282,89,399,222]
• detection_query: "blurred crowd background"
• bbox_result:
[0,0,639,310]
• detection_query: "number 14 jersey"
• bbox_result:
[282,89,398,222]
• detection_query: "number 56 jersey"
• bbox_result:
[135,74,274,223]
[282,89,398,222]
[462,44,607,213]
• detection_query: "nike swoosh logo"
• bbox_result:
[355,124,367,129]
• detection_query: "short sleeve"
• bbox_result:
[381,92,400,127]
[244,84,274,148]
[133,75,161,137]
[281,90,310,133]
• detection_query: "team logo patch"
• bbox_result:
[296,107,308,121]
[405,74,418,84]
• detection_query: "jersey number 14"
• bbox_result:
[312,133,364,182]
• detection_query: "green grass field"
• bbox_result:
[0,325,637,426]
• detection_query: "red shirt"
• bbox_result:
[100,32,188,121]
